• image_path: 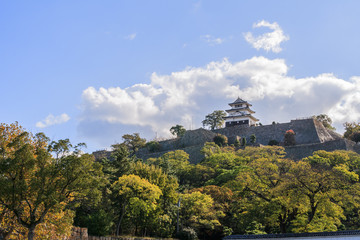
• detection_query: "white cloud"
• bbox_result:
[125,33,137,40]
[244,20,289,53]
[201,34,224,46]
[36,113,70,128]
[79,57,360,147]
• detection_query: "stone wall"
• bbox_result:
[285,139,349,160]
[136,144,205,164]
[214,118,341,146]
[67,227,175,240]
[67,227,88,240]
[98,119,359,163]
[136,128,217,163]
[88,237,175,240]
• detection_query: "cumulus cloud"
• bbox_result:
[79,57,360,147]
[201,34,224,46]
[36,113,70,128]
[244,20,289,53]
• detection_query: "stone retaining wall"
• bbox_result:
[285,139,349,160]
[215,119,341,145]
[97,119,359,163]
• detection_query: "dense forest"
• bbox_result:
[1,122,360,240]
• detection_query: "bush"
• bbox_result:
[234,138,241,147]
[268,139,279,146]
[241,137,247,147]
[284,129,296,146]
[350,131,360,143]
[146,141,161,152]
[250,134,256,144]
[176,227,198,240]
[213,134,228,147]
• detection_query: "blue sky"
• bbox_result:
[1,1,360,152]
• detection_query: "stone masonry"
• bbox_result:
[134,118,359,162]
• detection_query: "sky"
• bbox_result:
[1,1,360,152]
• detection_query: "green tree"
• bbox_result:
[180,191,223,238]
[121,133,146,154]
[0,123,102,240]
[288,151,360,232]
[181,164,216,188]
[313,114,336,130]
[213,134,228,147]
[234,138,241,147]
[74,144,135,237]
[111,174,162,236]
[130,161,179,237]
[343,122,360,139]
[241,137,247,147]
[131,161,179,210]
[350,131,360,143]
[147,150,190,180]
[201,142,221,158]
[170,125,186,138]
[268,139,279,146]
[250,134,256,144]
[146,140,161,153]
[233,154,298,233]
[202,110,227,130]
[108,143,136,181]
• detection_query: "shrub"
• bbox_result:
[268,139,279,146]
[146,141,161,152]
[241,137,247,147]
[176,227,198,240]
[350,131,360,143]
[213,134,228,147]
[250,134,256,144]
[284,129,296,146]
[234,138,241,147]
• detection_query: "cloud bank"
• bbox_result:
[244,20,289,53]
[36,113,70,128]
[79,56,360,147]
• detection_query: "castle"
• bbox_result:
[135,98,360,162]
[94,98,360,162]
[224,97,259,127]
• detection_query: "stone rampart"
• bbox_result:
[285,139,349,160]
[136,144,204,164]
[98,119,358,163]
[214,118,340,145]
[136,128,216,163]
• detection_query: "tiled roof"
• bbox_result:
[225,107,255,114]
[229,97,252,106]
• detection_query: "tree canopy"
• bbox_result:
[313,114,336,130]
[0,122,103,240]
[3,121,360,239]
[120,133,146,154]
[202,110,227,130]
[344,122,360,139]
[170,125,186,138]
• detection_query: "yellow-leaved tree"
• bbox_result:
[0,122,103,240]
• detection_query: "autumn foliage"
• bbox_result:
[3,122,360,239]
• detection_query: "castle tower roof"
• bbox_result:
[229,97,252,107]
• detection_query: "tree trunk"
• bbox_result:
[116,204,126,236]
[27,225,36,240]
[278,214,287,233]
